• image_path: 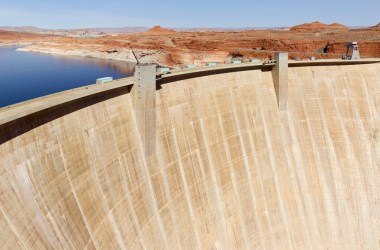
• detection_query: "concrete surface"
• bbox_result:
[134,64,157,157]
[1,61,380,249]
[273,52,288,110]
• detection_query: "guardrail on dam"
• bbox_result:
[1,57,380,249]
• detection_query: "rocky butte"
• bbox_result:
[289,21,349,32]
[146,25,177,34]
[0,22,380,249]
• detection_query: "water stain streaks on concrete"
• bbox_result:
[0,62,380,249]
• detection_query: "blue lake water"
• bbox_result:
[0,46,136,107]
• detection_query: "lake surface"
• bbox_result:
[0,46,136,107]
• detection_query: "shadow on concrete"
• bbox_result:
[154,60,379,89]
[157,64,268,86]
[289,60,379,68]
[0,85,132,145]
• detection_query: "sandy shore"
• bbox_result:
[0,41,34,46]
[15,44,185,68]
[17,45,138,63]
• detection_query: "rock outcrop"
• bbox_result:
[146,25,176,34]
[370,23,380,30]
[290,21,349,32]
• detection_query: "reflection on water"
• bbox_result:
[0,46,136,107]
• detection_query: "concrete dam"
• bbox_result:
[1,58,380,249]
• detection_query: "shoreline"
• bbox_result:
[1,40,183,68]
[0,41,34,47]
[13,43,229,69]
[16,45,139,64]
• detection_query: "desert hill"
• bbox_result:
[146,25,176,34]
[370,23,380,30]
[290,21,348,32]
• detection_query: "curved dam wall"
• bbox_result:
[1,63,380,249]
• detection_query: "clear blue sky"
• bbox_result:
[1,0,379,29]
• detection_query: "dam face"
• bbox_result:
[1,63,380,249]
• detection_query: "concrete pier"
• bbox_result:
[273,52,288,110]
[134,64,157,157]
